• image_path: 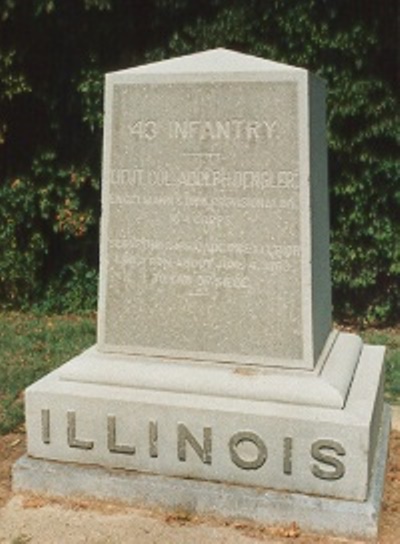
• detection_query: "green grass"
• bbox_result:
[0,312,96,434]
[0,312,399,435]
[361,328,400,405]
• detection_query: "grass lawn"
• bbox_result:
[0,312,96,434]
[0,311,399,435]
[361,327,400,405]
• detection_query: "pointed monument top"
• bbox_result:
[108,48,305,77]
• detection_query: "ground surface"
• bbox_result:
[0,410,399,544]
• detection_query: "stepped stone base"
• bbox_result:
[21,335,385,500]
[14,333,390,539]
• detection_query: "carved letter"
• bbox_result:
[283,437,293,475]
[247,121,260,140]
[67,411,94,450]
[149,420,158,458]
[263,120,277,139]
[311,439,346,480]
[41,409,50,444]
[107,415,135,455]
[177,423,212,464]
[229,431,267,470]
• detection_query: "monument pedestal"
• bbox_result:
[15,332,389,538]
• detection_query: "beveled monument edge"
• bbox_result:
[59,330,364,409]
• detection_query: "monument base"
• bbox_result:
[13,405,390,540]
[21,334,386,500]
[15,334,390,538]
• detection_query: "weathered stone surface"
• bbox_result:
[98,49,331,370]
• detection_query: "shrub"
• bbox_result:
[0,152,99,312]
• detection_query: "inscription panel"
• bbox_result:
[42,409,347,481]
[103,82,302,362]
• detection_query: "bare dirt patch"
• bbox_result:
[0,428,26,507]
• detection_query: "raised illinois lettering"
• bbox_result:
[67,411,94,450]
[177,423,212,464]
[229,431,267,470]
[40,409,350,483]
[311,439,346,480]
[107,415,135,455]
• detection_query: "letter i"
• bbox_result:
[41,409,50,444]
[283,437,293,475]
[149,421,158,458]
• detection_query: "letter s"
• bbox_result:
[311,439,345,480]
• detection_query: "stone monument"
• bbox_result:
[14,49,390,539]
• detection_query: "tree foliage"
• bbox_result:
[0,0,398,321]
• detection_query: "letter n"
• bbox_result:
[177,423,212,464]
